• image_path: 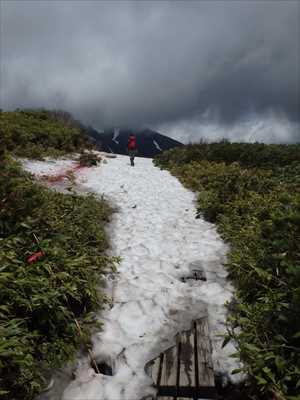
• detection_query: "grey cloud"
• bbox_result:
[155,110,300,144]
[1,0,299,141]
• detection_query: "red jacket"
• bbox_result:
[128,136,136,150]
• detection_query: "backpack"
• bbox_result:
[128,136,136,150]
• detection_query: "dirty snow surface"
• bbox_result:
[24,153,241,400]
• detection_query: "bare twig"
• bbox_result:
[33,233,40,245]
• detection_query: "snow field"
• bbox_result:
[23,153,242,400]
[21,158,76,177]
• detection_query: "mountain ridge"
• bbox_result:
[86,127,183,158]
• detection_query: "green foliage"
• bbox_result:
[78,151,102,167]
[0,109,91,158]
[156,140,300,169]
[0,156,118,399]
[155,142,300,398]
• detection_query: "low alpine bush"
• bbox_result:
[155,142,300,399]
[0,110,117,399]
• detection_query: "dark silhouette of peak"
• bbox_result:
[86,127,183,158]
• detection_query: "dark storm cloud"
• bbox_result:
[1,0,299,141]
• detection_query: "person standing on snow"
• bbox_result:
[127,134,137,166]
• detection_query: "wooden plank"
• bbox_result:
[159,386,216,398]
[195,318,215,387]
[181,269,206,283]
[160,341,178,391]
[147,353,164,388]
[146,318,216,399]
[179,329,195,388]
[192,269,206,281]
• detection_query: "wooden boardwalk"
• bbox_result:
[146,318,216,399]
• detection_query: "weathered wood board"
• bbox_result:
[181,269,207,283]
[146,318,216,399]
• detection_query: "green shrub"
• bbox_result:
[78,151,101,167]
[0,109,92,159]
[155,141,300,169]
[0,156,118,399]
[155,143,300,399]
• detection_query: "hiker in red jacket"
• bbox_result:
[127,134,137,166]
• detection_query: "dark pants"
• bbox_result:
[128,149,137,166]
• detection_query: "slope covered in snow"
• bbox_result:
[153,140,162,152]
[24,153,241,400]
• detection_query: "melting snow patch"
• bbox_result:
[23,153,243,400]
[112,128,120,144]
[21,158,76,177]
[153,139,162,151]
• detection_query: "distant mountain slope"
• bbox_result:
[86,127,183,158]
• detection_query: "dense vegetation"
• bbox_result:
[157,141,300,169]
[0,110,117,399]
[0,109,90,158]
[155,142,300,400]
[78,150,102,167]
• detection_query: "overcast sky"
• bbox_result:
[1,0,299,143]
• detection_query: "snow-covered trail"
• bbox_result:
[23,154,240,400]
